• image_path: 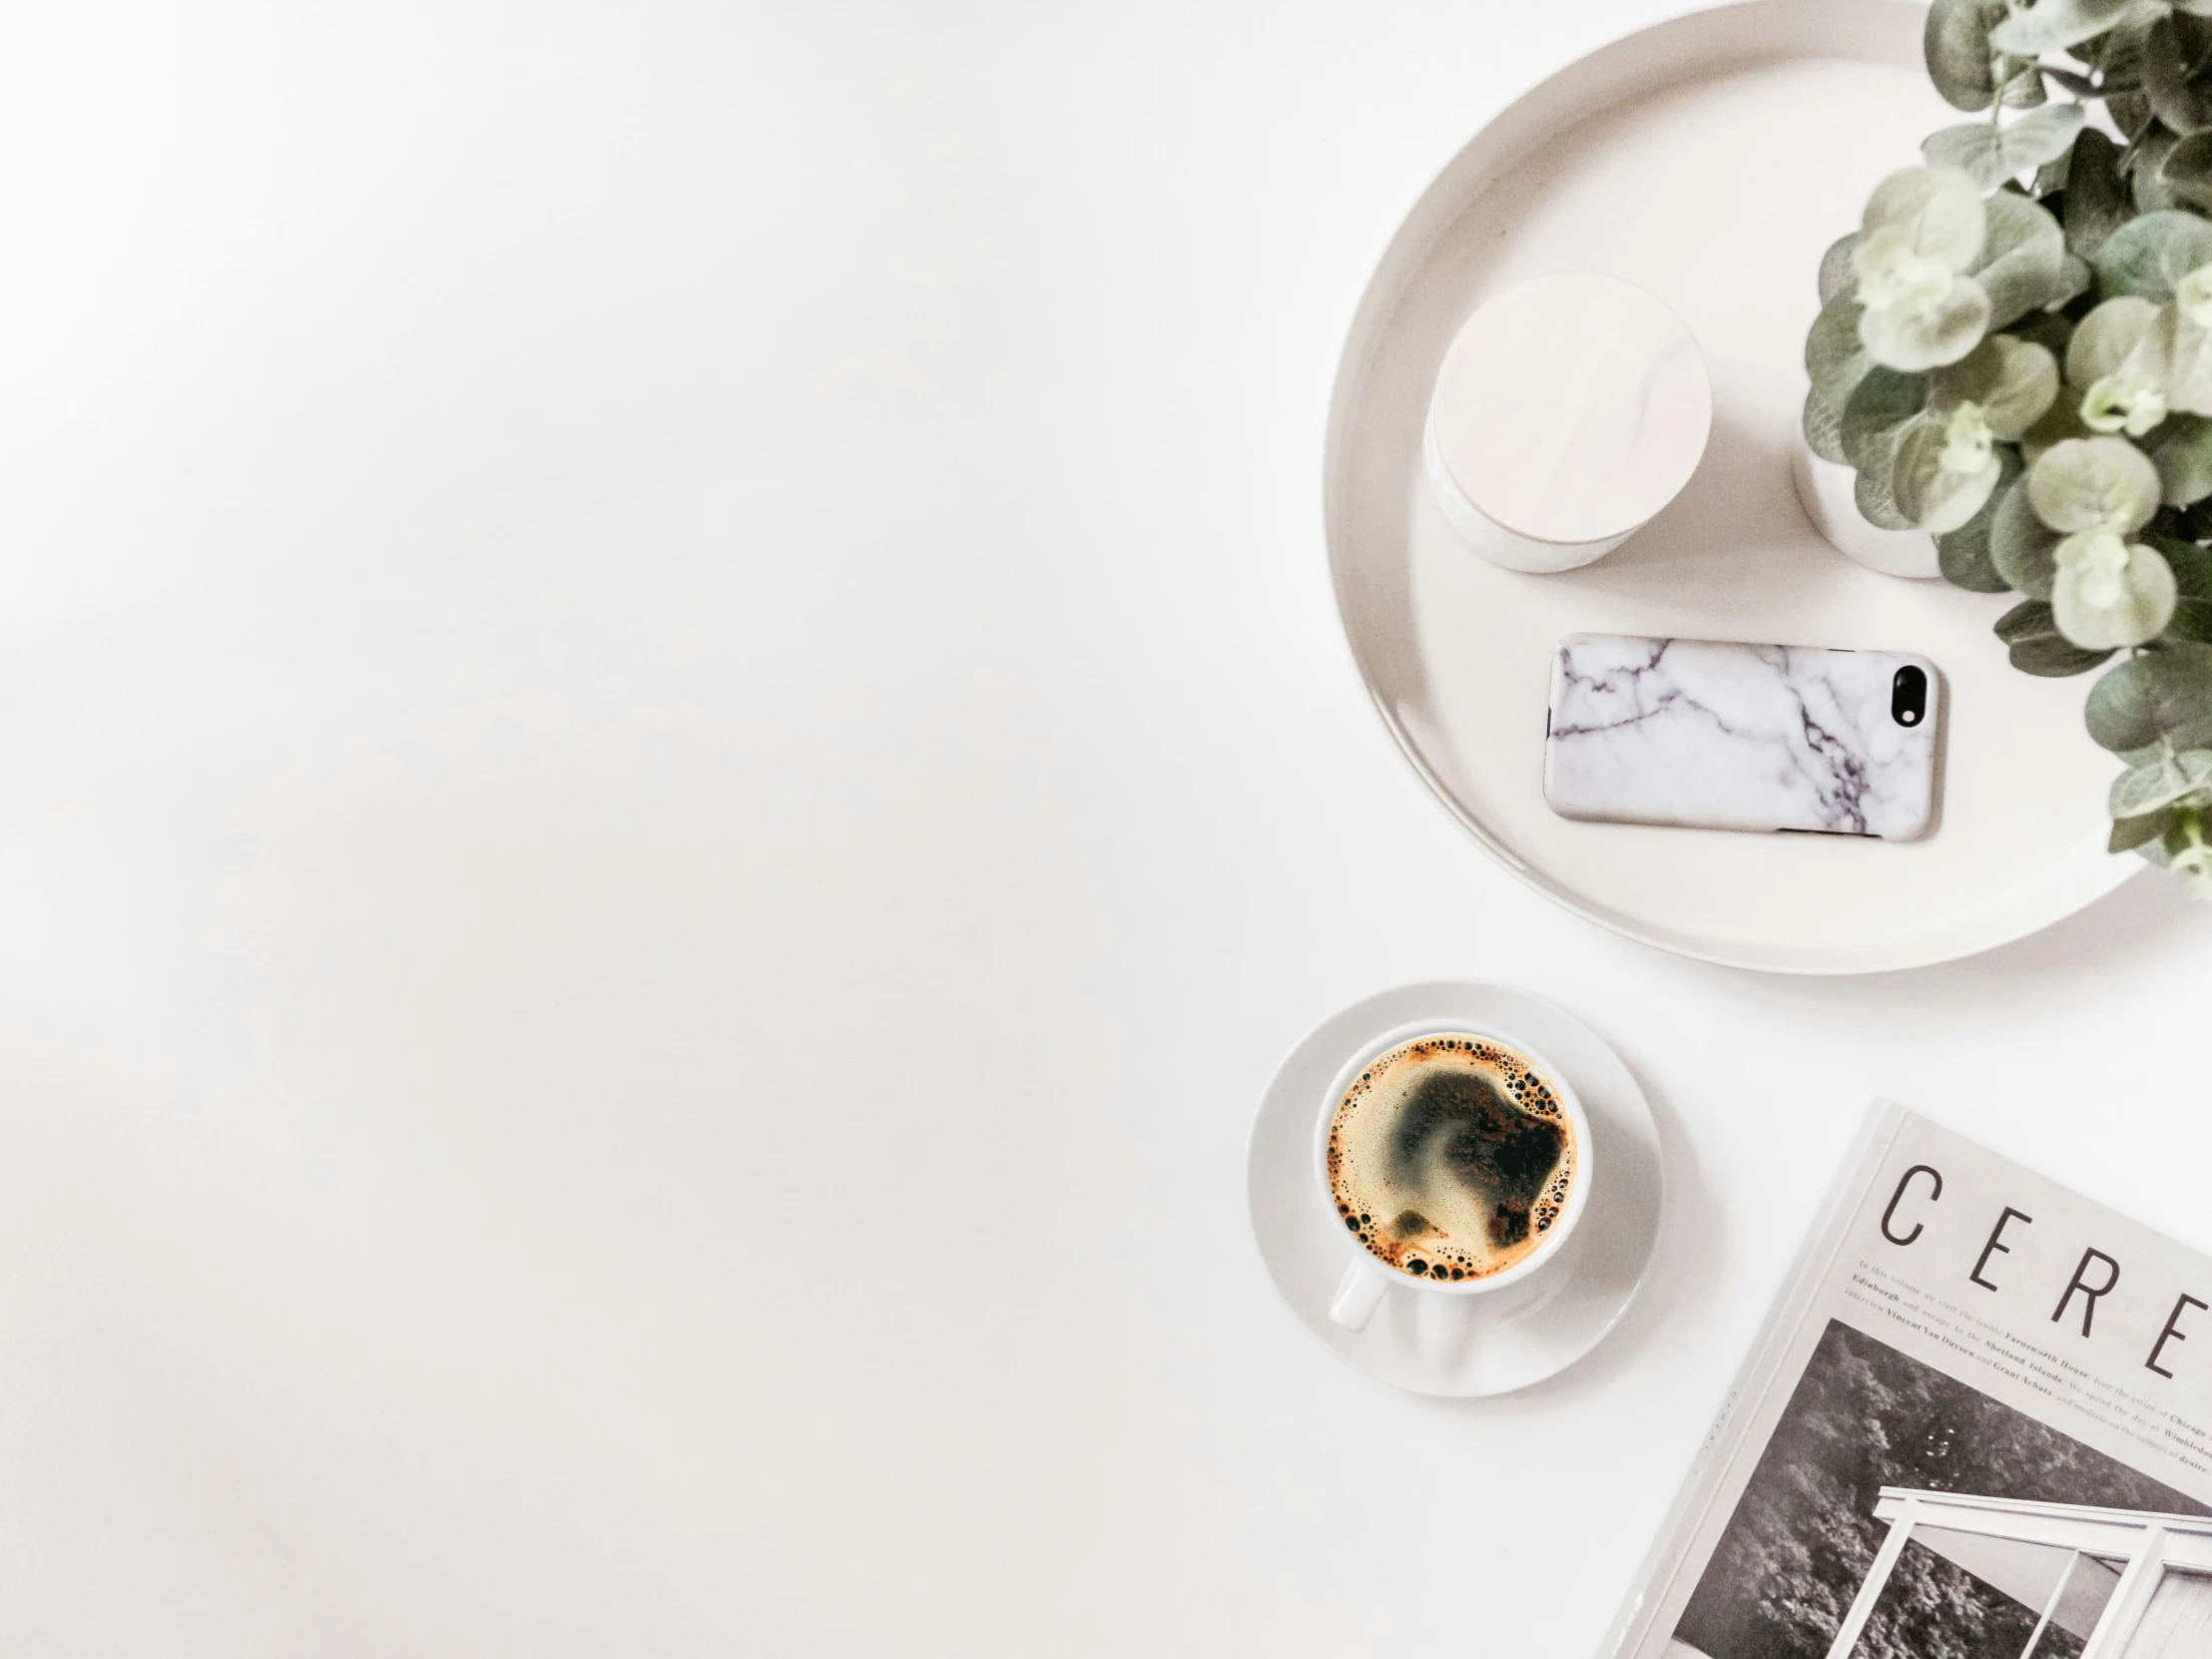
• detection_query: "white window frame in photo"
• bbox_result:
[1823,1487,2212,1659]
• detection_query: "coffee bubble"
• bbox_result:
[1326,1035,1575,1281]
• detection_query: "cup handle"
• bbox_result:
[1329,1255,1390,1332]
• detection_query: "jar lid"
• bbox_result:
[1426,273,1711,547]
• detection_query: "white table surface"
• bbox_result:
[6,2,2209,1651]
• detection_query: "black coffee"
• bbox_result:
[1325,1034,1575,1280]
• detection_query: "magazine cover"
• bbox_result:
[1606,1105,2212,1659]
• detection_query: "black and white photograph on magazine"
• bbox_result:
[1606,1108,2212,1659]
[1671,1319,2212,1659]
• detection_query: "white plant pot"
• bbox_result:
[1791,429,1941,580]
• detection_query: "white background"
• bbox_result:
[3,1,2209,1652]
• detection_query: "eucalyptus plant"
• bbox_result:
[1805,0,2212,894]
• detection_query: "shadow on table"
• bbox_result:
[1732,862,2208,1016]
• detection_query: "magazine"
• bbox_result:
[1602,1103,2212,1659]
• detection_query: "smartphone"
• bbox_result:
[1542,633,1939,839]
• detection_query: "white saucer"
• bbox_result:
[1246,981,1662,1396]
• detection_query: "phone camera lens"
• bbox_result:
[1892,665,1929,728]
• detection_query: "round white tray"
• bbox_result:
[1324,0,2138,973]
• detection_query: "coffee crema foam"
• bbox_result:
[1326,1035,1575,1282]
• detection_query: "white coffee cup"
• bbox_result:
[1314,1020,1594,1333]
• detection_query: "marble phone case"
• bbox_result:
[1543,634,1938,839]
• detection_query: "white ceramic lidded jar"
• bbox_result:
[1423,273,1713,572]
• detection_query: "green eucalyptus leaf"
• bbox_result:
[2160,808,2212,867]
[2174,596,2212,643]
[1994,599,2056,646]
[1804,386,1848,465]
[1974,190,2065,268]
[2166,131,2212,214]
[1973,194,2078,327]
[2052,532,2178,646]
[2012,102,2090,168]
[1990,0,2144,55]
[2045,66,2103,97]
[1981,252,2068,333]
[1937,334,2060,438]
[2145,411,2212,502]
[2146,11,2212,135]
[1927,0,2012,111]
[1995,597,2119,674]
[2057,251,2096,302]
[2147,533,2212,639]
[1818,234,1859,305]
[2065,295,2163,384]
[2091,13,2154,86]
[2156,534,2212,594]
[1925,106,2086,189]
[2069,297,2171,437]
[2011,308,2077,361]
[2111,807,2175,851]
[2099,211,2212,299]
[2112,92,2159,145]
[2109,747,2212,814]
[2020,636,2122,675]
[1807,292,1871,407]
[2020,379,2096,463]
[1842,368,1931,473]
[2162,303,2212,413]
[1937,445,2024,591]
[2105,211,2212,297]
[1855,458,1915,530]
[1863,166,1987,272]
[1861,276,1992,369]
[2083,640,2212,752]
[2134,127,2187,213]
[2028,435,2165,531]
[2005,64,2052,110]
[2064,128,2131,258]
[1991,472,2064,594]
[1894,412,2005,531]
[1929,126,2016,190]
